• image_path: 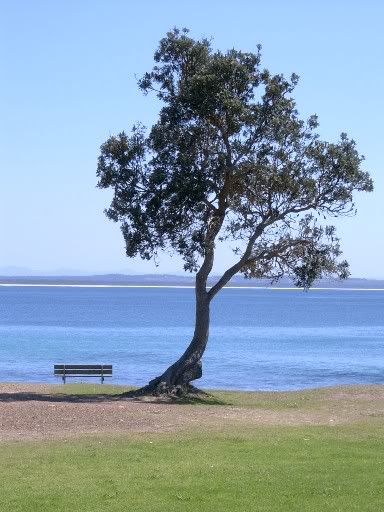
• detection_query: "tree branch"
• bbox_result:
[207,222,266,300]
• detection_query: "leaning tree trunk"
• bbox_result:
[130,283,210,397]
[125,212,226,397]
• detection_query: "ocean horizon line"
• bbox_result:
[1,283,384,291]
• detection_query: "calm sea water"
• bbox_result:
[0,286,383,390]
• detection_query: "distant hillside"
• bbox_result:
[1,274,384,288]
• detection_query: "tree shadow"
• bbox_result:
[152,394,228,406]
[0,392,122,403]
[120,386,228,405]
[0,391,228,406]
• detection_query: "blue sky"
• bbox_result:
[1,0,383,277]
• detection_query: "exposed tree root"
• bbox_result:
[120,370,209,400]
[120,383,206,399]
[120,359,207,399]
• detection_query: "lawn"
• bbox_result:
[2,422,384,512]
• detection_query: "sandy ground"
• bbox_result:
[0,383,383,441]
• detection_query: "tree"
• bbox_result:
[97,28,373,396]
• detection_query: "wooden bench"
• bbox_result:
[54,364,112,384]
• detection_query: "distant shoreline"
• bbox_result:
[1,274,384,289]
[1,283,384,291]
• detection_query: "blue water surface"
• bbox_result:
[0,286,383,390]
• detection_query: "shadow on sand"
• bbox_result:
[0,391,227,406]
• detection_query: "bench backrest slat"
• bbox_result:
[54,369,112,376]
[54,365,112,370]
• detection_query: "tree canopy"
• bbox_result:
[97,28,372,292]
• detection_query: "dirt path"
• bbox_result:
[0,383,383,441]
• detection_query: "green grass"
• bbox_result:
[2,423,384,512]
[204,387,329,409]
